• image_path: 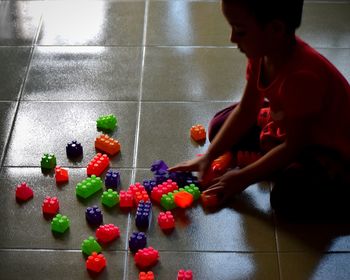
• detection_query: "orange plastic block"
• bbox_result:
[200,193,219,208]
[86,252,106,273]
[201,152,233,185]
[55,166,69,183]
[139,271,155,280]
[173,191,193,208]
[87,153,110,176]
[95,134,121,156]
[190,124,206,142]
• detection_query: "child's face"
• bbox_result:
[222,1,273,59]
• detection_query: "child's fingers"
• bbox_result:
[202,184,223,195]
[168,162,196,172]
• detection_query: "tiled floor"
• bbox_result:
[0,0,350,279]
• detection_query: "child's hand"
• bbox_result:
[202,169,248,206]
[168,154,212,182]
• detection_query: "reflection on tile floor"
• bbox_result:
[0,0,350,279]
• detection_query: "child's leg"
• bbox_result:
[270,147,350,221]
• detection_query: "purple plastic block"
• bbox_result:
[150,160,168,173]
[135,200,152,229]
[104,169,121,189]
[129,232,147,253]
[143,179,157,193]
[169,171,199,188]
[66,140,83,158]
[153,169,169,185]
[86,205,103,225]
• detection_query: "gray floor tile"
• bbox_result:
[142,47,245,101]
[147,1,231,46]
[0,47,31,100]
[0,167,132,250]
[0,250,126,280]
[127,251,280,280]
[37,1,144,46]
[3,101,138,167]
[279,252,350,280]
[0,1,42,46]
[298,3,350,48]
[0,102,17,164]
[22,46,142,101]
[317,48,350,82]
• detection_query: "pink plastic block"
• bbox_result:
[87,153,110,176]
[86,252,107,273]
[177,269,193,280]
[158,211,175,230]
[42,196,59,215]
[129,183,150,204]
[55,166,69,183]
[151,180,179,203]
[119,190,134,208]
[96,224,120,243]
[134,247,159,269]
[15,182,33,201]
[139,271,155,280]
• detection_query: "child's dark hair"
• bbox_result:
[223,0,304,33]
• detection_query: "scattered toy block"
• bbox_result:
[119,190,134,208]
[95,134,121,156]
[190,124,206,142]
[42,196,59,215]
[86,205,103,226]
[129,183,150,205]
[87,153,110,176]
[173,191,193,208]
[143,179,157,193]
[104,169,121,189]
[55,166,69,183]
[96,224,120,243]
[160,193,176,210]
[135,201,152,229]
[41,153,56,169]
[181,184,200,200]
[96,114,117,131]
[129,232,147,253]
[66,140,83,158]
[86,252,106,273]
[139,271,155,280]
[15,182,33,201]
[177,269,193,280]
[151,180,178,204]
[81,236,102,255]
[150,160,168,173]
[76,175,103,199]
[158,211,175,231]
[101,189,119,207]
[51,214,70,233]
[134,247,159,269]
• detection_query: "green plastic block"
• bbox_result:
[160,192,176,210]
[51,214,70,233]
[101,189,120,207]
[41,153,57,169]
[76,175,103,199]
[96,114,117,131]
[182,184,201,200]
[81,236,102,255]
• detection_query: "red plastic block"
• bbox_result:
[87,153,110,176]
[86,252,106,273]
[15,182,33,201]
[95,134,121,156]
[134,247,159,269]
[158,211,175,230]
[190,124,206,142]
[42,196,59,215]
[119,190,134,208]
[201,152,233,186]
[200,193,219,208]
[55,166,69,183]
[96,224,120,243]
[174,191,193,208]
[129,183,150,204]
[151,180,178,203]
[139,271,155,280]
[177,269,193,280]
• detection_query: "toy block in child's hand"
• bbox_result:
[95,134,121,156]
[190,124,206,142]
[201,152,233,186]
[200,193,219,208]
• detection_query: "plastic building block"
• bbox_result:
[42,196,59,215]
[151,180,179,204]
[200,193,219,208]
[129,232,147,253]
[180,184,201,200]
[135,201,152,229]
[86,252,106,273]
[96,114,117,131]
[160,193,176,210]
[153,169,169,185]
[119,190,134,208]
[101,189,120,207]
[150,160,168,173]
[15,182,33,201]
[169,171,199,188]
[87,153,110,176]
[129,183,150,205]
[81,236,102,255]
[76,175,103,199]
[104,169,121,189]
[143,179,157,193]
[41,153,56,169]
[236,150,262,168]
[174,191,193,208]
[201,152,233,186]
[177,269,193,280]
[139,271,155,280]
[190,124,206,142]
[95,134,121,156]
[86,205,103,226]
[96,224,120,243]
[55,166,69,183]
[51,214,70,233]
[66,140,83,158]
[158,211,175,230]
[134,247,159,269]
